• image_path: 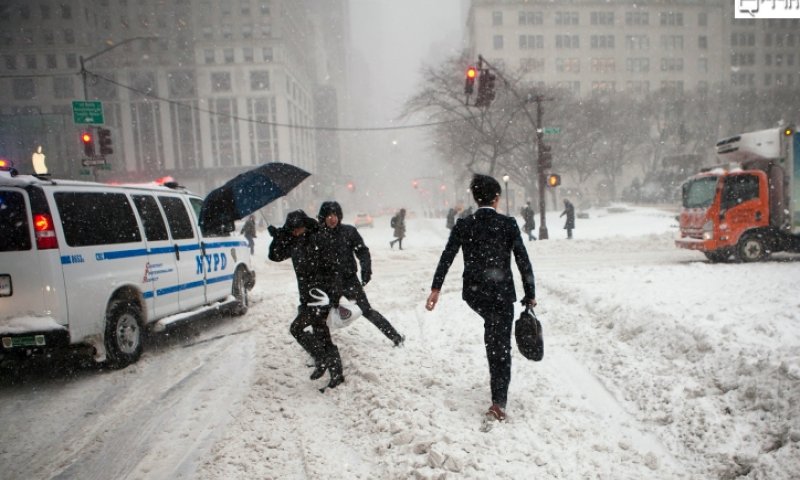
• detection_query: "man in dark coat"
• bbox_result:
[389,208,406,250]
[268,210,344,391]
[521,201,536,241]
[560,199,575,239]
[426,174,536,422]
[317,201,405,347]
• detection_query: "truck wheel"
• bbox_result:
[232,267,249,316]
[736,234,767,262]
[105,300,143,368]
[704,250,729,263]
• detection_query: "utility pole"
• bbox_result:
[532,95,550,240]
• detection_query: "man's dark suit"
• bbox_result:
[431,207,535,408]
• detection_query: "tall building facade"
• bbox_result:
[0,0,350,202]
[467,0,799,97]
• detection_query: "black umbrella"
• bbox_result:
[200,162,311,234]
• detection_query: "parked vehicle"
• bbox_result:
[676,125,800,262]
[0,171,256,367]
[353,212,373,228]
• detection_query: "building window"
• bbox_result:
[46,54,57,69]
[519,35,543,49]
[731,32,755,47]
[222,24,232,39]
[242,24,253,39]
[698,12,707,26]
[591,81,615,93]
[590,35,614,49]
[202,25,213,40]
[54,76,74,99]
[590,12,614,26]
[765,54,772,66]
[660,80,684,93]
[260,2,270,15]
[25,54,37,70]
[659,12,683,26]
[555,12,578,25]
[660,35,684,50]
[223,48,234,64]
[626,35,649,50]
[168,71,196,98]
[4,55,16,70]
[262,47,273,62]
[556,35,579,49]
[591,58,615,73]
[241,0,251,15]
[211,72,231,92]
[698,58,708,73]
[625,57,649,73]
[625,11,649,25]
[64,29,75,44]
[43,30,55,45]
[243,47,253,62]
[660,58,684,72]
[250,70,270,90]
[556,58,580,73]
[493,35,504,50]
[66,54,77,69]
[626,80,649,94]
[40,5,50,19]
[492,11,503,26]
[698,36,707,49]
[518,11,542,25]
[60,4,72,19]
[13,78,35,100]
[765,33,772,47]
[520,57,545,73]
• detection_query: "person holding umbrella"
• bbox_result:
[317,201,405,347]
[268,210,345,391]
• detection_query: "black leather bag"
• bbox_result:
[515,307,543,361]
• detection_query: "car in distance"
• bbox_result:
[353,213,373,228]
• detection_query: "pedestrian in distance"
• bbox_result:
[425,174,537,423]
[560,199,575,239]
[240,215,257,255]
[268,210,345,391]
[317,201,405,347]
[446,207,457,230]
[521,201,537,241]
[389,208,406,250]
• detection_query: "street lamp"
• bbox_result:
[502,174,510,215]
[80,36,158,99]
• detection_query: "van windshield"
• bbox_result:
[0,190,32,251]
[681,176,718,209]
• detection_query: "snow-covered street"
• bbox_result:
[2,205,799,479]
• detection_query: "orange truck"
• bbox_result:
[676,125,800,262]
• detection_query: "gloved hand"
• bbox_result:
[520,296,537,308]
[361,271,372,286]
[267,225,279,237]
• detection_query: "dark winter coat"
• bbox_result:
[521,205,535,232]
[316,201,372,285]
[391,212,406,239]
[268,212,336,305]
[560,201,575,230]
[432,207,535,307]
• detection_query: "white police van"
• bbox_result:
[0,171,255,368]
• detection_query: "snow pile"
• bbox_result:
[197,205,800,479]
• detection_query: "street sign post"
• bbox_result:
[81,157,107,167]
[543,127,561,135]
[72,101,104,125]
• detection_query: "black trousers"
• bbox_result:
[340,277,403,344]
[290,305,334,362]
[466,299,515,408]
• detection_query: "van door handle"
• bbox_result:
[755,211,762,221]
[174,244,180,260]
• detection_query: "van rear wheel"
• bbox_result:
[232,267,249,316]
[105,300,143,368]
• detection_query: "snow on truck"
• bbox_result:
[676,124,800,262]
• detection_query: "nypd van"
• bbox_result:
[0,172,255,368]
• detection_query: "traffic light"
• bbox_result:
[81,131,95,157]
[98,128,113,155]
[346,181,355,192]
[474,69,497,108]
[546,174,561,187]
[539,144,552,170]
[464,66,477,95]
[412,180,419,189]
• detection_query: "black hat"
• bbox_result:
[284,210,316,229]
[317,201,343,222]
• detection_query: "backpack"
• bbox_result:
[390,216,397,228]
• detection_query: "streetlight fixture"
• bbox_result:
[502,174,510,215]
[80,36,159,100]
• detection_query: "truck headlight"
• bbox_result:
[702,220,714,240]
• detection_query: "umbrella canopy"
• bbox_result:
[200,162,311,235]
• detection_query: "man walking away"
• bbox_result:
[318,201,405,347]
[389,208,406,250]
[268,210,344,391]
[521,202,536,241]
[425,174,536,422]
[560,199,575,239]
[241,215,257,254]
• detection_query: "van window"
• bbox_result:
[133,195,168,241]
[55,192,141,246]
[721,174,759,210]
[158,196,195,240]
[0,190,32,251]
[190,196,232,237]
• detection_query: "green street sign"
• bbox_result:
[543,127,561,134]
[72,101,104,125]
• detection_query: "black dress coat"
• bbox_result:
[431,207,535,307]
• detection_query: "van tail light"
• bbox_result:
[34,213,58,250]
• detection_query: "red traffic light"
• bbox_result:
[346,181,355,192]
[412,180,419,189]
[466,67,477,79]
[81,133,92,143]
